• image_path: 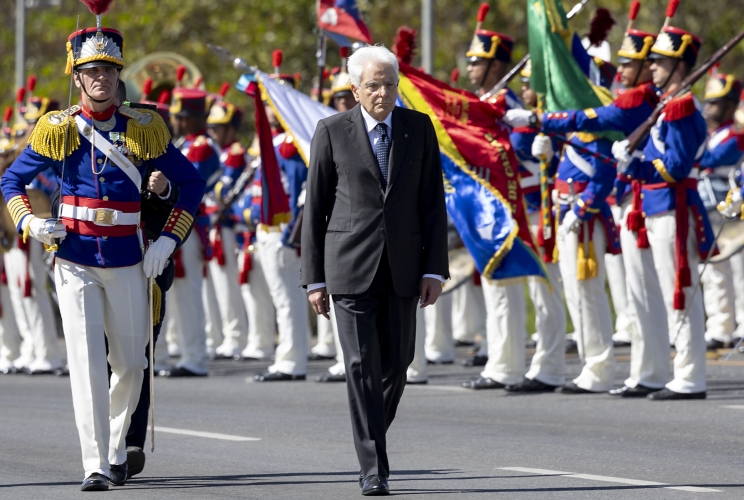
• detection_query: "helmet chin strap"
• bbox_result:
[631,60,644,88]
[479,58,495,93]
[659,59,680,92]
[76,71,118,106]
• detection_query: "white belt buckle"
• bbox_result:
[94,208,116,226]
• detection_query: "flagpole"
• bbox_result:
[421,0,433,73]
[315,30,327,100]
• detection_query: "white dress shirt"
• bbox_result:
[307,106,444,292]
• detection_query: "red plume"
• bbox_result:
[26,75,36,93]
[16,88,25,104]
[340,46,349,59]
[142,78,153,96]
[175,65,186,84]
[477,2,489,23]
[272,50,283,69]
[666,0,679,19]
[709,62,721,76]
[157,90,171,104]
[78,0,115,15]
[393,26,417,65]
[293,72,302,83]
[3,107,12,123]
[629,0,641,21]
[219,82,230,97]
[450,68,460,85]
[588,8,616,47]
[322,68,330,79]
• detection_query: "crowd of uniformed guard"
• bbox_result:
[3,0,744,489]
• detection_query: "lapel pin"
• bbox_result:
[404,134,408,138]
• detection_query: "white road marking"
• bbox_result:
[721,405,744,410]
[499,467,721,493]
[149,426,261,442]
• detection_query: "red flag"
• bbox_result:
[317,0,372,44]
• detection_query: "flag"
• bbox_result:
[243,80,292,226]
[398,63,548,282]
[528,0,614,112]
[317,0,372,44]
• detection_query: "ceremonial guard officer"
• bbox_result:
[613,18,711,400]
[162,87,220,377]
[697,73,743,350]
[0,3,205,488]
[206,87,250,359]
[254,58,310,382]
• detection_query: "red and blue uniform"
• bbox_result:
[698,122,744,207]
[1,104,205,268]
[274,132,307,248]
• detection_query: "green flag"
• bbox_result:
[528,0,614,113]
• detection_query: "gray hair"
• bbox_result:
[347,45,399,87]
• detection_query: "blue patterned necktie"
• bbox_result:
[374,123,391,189]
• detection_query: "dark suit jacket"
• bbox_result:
[301,104,449,297]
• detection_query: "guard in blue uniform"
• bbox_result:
[614,21,711,400]
[0,12,204,489]
[697,74,744,350]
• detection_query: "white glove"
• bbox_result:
[23,216,66,246]
[558,210,582,241]
[531,135,554,159]
[143,237,177,278]
[612,139,633,173]
[718,189,743,219]
[503,109,535,128]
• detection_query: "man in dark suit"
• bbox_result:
[301,45,449,496]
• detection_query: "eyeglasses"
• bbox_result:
[362,81,399,94]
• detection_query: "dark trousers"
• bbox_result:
[125,260,174,450]
[332,250,418,479]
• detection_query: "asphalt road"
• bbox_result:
[2,344,744,499]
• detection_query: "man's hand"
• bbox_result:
[147,171,169,196]
[24,216,66,246]
[143,236,177,278]
[308,287,330,320]
[503,109,535,128]
[531,135,554,160]
[612,140,634,174]
[420,277,443,308]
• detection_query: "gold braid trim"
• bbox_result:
[125,110,171,160]
[152,282,162,326]
[28,111,80,161]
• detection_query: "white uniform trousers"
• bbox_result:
[480,278,527,385]
[209,226,249,357]
[700,260,735,343]
[4,239,63,371]
[406,307,428,382]
[257,230,308,376]
[54,259,147,478]
[525,263,567,386]
[618,201,670,389]
[0,262,22,371]
[451,278,486,344]
[167,235,208,374]
[240,246,276,360]
[313,300,337,358]
[646,211,706,393]
[729,252,744,338]
[203,264,223,354]
[326,301,346,376]
[424,292,454,363]
[606,204,637,344]
[557,216,615,392]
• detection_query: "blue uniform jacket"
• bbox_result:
[2,105,205,268]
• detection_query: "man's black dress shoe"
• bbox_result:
[126,446,145,479]
[0,366,18,375]
[81,473,109,491]
[254,372,306,381]
[565,339,578,353]
[406,378,428,385]
[454,340,475,347]
[613,340,631,348]
[505,378,559,393]
[426,358,454,365]
[556,382,602,394]
[647,388,706,400]
[361,475,389,496]
[609,385,660,398]
[706,339,727,351]
[462,376,505,390]
[54,367,70,377]
[308,352,336,361]
[316,372,346,382]
[109,463,127,486]
[462,355,488,367]
[160,366,208,378]
[359,472,364,488]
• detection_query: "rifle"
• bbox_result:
[626,29,744,153]
[480,0,591,102]
[213,163,258,224]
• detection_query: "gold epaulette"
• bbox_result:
[119,107,171,161]
[27,105,82,161]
